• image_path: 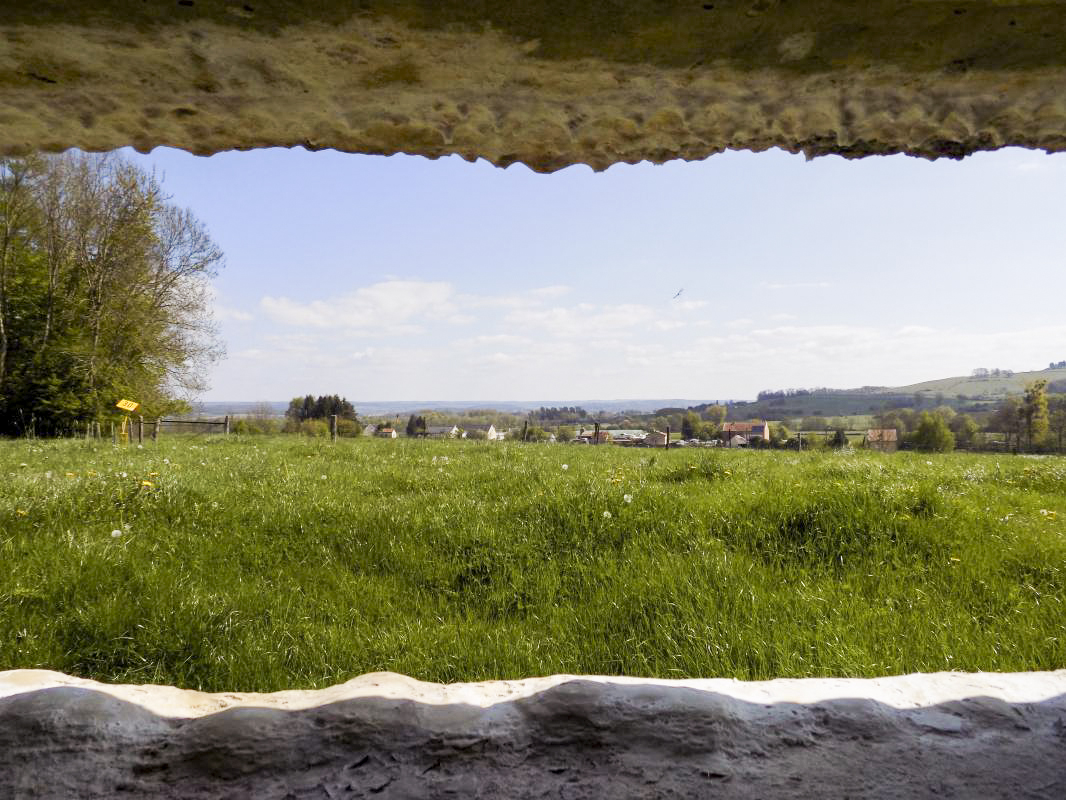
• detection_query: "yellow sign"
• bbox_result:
[116,399,140,412]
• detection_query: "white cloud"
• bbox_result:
[261,280,458,335]
[207,285,254,322]
[215,306,254,322]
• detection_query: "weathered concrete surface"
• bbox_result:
[3,2,1066,169]
[2,669,1065,799]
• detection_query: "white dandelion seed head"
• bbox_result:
[602,510,612,519]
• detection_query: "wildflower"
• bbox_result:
[148,472,159,477]
[561,464,568,471]
[724,470,732,476]
[949,557,961,563]
[66,472,76,478]
[603,510,612,519]
[141,480,154,488]
[623,494,633,504]
[163,458,170,464]
[16,509,28,516]
[119,472,127,478]
[111,530,122,538]
[320,475,327,480]
[926,460,933,466]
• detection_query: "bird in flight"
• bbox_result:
[672,288,684,300]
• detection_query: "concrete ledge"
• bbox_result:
[4,4,1066,168]
[2,669,1065,798]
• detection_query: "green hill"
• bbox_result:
[882,367,1066,399]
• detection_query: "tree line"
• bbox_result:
[0,154,222,436]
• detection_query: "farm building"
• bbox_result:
[376,427,397,439]
[425,425,461,439]
[864,429,898,452]
[721,422,769,444]
[577,429,612,444]
[605,430,647,443]
[362,424,377,436]
[643,431,668,447]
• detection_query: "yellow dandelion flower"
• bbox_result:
[16,509,28,516]
[141,480,154,488]
[148,472,159,477]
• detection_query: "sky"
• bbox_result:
[122,145,1066,403]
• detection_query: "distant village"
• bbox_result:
[360,420,901,452]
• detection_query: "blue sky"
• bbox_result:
[123,146,1066,402]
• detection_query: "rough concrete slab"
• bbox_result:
[3,3,1066,169]
[2,669,1065,798]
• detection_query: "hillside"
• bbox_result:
[882,367,1066,399]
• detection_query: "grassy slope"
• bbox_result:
[1,436,1064,691]
[883,367,1066,398]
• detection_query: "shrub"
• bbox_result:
[910,412,955,452]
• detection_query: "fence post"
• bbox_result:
[224,415,230,435]
[521,420,528,442]
[665,426,670,450]
[330,414,338,443]
[153,418,161,442]
[137,416,144,444]
[594,422,600,445]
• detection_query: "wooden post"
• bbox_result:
[665,425,670,449]
[594,422,600,445]
[137,416,144,444]
[153,418,161,442]
[330,414,338,443]
[521,420,528,442]
[224,415,230,435]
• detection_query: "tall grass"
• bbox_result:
[1,436,1063,691]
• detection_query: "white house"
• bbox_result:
[464,424,503,440]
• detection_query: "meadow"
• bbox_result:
[1,436,1064,692]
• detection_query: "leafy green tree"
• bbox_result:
[700,404,727,427]
[681,411,701,440]
[1,154,223,434]
[770,422,791,448]
[987,396,1022,450]
[1021,380,1049,449]
[1049,396,1066,452]
[948,413,979,448]
[911,412,955,452]
[556,425,574,443]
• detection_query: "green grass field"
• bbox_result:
[2,436,1064,691]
